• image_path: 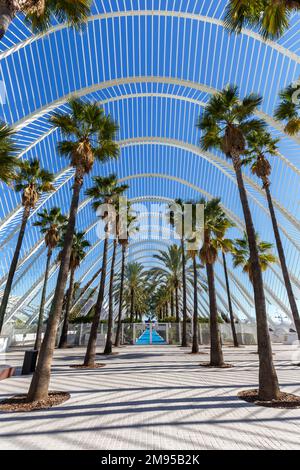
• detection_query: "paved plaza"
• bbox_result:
[0,344,300,450]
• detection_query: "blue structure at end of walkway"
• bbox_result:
[136,328,166,345]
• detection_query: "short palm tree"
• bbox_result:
[115,206,139,347]
[224,0,300,39]
[152,284,171,320]
[232,233,276,283]
[198,84,280,400]
[274,84,300,136]
[0,123,18,184]
[0,159,54,333]
[28,99,119,402]
[58,231,90,349]
[0,0,92,40]
[168,199,188,346]
[150,245,183,322]
[199,198,233,366]
[245,130,300,340]
[123,262,147,322]
[33,207,67,350]
[83,175,128,366]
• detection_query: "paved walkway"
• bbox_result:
[0,344,300,450]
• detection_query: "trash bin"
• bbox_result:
[22,350,38,375]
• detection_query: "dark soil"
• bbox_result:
[199,362,233,368]
[0,392,70,413]
[238,389,300,409]
[70,363,106,369]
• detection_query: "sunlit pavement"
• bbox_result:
[0,344,300,450]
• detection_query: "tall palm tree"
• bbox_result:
[103,193,129,356]
[150,245,183,322]
[198,84,280,400]
[33,207,67,350]
[224,0,300,40]
[0,0,92,41]
[0,159,54,333]
[168,199,188,346]
[83,175,127,366]
[232,233,277,283]
[58,231,90,349]
[245,130,300,339]
[28,99,119,402]
[274,84,300,136]
[115,207,139,347]
[0,123,18,184]
[199,198,234,366]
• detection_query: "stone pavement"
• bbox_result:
[0,344,300,450]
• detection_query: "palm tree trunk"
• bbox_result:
[181,238,188,347]
[83,233,109,367]
[27,169,83,402]
[232,154,279,400]
[129,288,134,323]
[34,247,52,351]
[0,1,15,41]
[175,287,179,322]
[191,255,199,353]
[170,291,174,318]
[104,238,117,355]
[265,184,300,340]
[206,262,224,366]
[222,252,239,347]
[58,266,75,349]
[0,206,30,333]
[115,245,126,347]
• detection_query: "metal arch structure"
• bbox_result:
[2,136,299,249]
[1,175,297,325]
[0,1,300,327]
[1,10,300,63]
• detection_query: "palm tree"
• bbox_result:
[115,207,139,347]
[0,159,54,333]
[224,0,300,40]
[33,207,67,350]
[83,175,127,366]
[199,198,234,366]
[150,245,183,322]
[245,130,300,340]
[198,84,280,400]
[168,199,188,346]
[274,84,300,136]
[27,99,118,402]
[232,233,277,283]
[58,231,90,349]
[103,193,129,356]
[0,123,18,184]
[122,262,147,322]
[0,0,92,41]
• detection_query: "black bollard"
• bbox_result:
[21,350,38,375]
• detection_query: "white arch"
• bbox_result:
[14,76,300,148]
[1,10,299,63]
